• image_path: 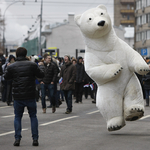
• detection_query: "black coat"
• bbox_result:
[39,62,58,84]
[75,62,85,83]
[143,72,150,89]
[4,57,44,100]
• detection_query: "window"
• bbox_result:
[147,0,150,6]
[127,4,130,10]
[147,30,150,40]
[136,0,141,10]
[147,13,150,23]
[142,0,146,7]
[136,32,141,42]
[136,16,141,25]
[139,0,142,9]
[142,15,146,24]
[142,31,147,40]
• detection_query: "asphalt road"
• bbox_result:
[0,98,150,150]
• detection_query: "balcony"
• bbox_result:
[120,9,134,14]
[120,20,135,25]
[120,0,134,4]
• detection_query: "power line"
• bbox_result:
[4,1,114,4]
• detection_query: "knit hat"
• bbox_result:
[9,55,16,62]
[78,56,83,60]
[64,54,71,61]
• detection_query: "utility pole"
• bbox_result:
[39,0,43,55]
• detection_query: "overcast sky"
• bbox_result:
[0,0,114,44]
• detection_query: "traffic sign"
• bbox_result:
[141,48,147,56]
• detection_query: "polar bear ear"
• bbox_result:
[74,15,81,27]
[96,5,107,12]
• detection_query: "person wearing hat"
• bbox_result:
[60,54,76,114]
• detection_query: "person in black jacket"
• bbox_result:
[143,64,150,106]
[38,54,58,113]
[4,47,44,147]
[74,56,85,103]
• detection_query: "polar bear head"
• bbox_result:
[75,5,112,39]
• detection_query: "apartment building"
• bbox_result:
[135,0,150,57]
[114,0,135,27]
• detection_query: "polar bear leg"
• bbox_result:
[96,87,125,131]
[124,74,144,121]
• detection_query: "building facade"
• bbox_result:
[114,0,135,27]
[134,0,150,57]
[46,13,85,57]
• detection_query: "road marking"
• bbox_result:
[1,112,28,118]
[40,116,79,126]
[140,115,150,120]
[0,106,11,109]
[87,110,99,115]
[0,128,28,137]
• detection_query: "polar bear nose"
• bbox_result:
[97,21,105,26]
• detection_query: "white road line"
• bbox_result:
[0,128,28,137]
[1,112,28,118]
[39,116,79,126]
[140,115,150,120]
[0,106,11,109]
[87,110,99,115]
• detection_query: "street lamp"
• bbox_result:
[35,0,43,55]
[2,0,25,54]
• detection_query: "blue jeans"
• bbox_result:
[63,90,73,112]
[40,83,55,108]
[145,89,150,99]
[13,99,38,140]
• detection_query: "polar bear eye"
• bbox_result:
[89,18,92,20]
[101,13,103,15]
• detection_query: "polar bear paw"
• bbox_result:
[135,66,150,75]
[124,105,144,121]
[113,67,123,76]
[107,116,125,132]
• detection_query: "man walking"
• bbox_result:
[75,56,85,103]
[60,55,76,114]
[39,54,58,113]
[4,47,44,146]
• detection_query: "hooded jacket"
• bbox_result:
[75,57,85,83]
[4,57,44,100]
[60,61,76,90]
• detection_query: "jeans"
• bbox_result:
[145,89,150,99]
[63,90,73,112]
[13,99,38,140]
[40,83,55,108]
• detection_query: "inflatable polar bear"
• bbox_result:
[75,5,150,131]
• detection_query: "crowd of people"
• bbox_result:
[0,51,97,109]
[0,47,97,146]
[1,47,150,146]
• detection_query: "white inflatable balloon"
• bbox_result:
[75,5,149,131]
